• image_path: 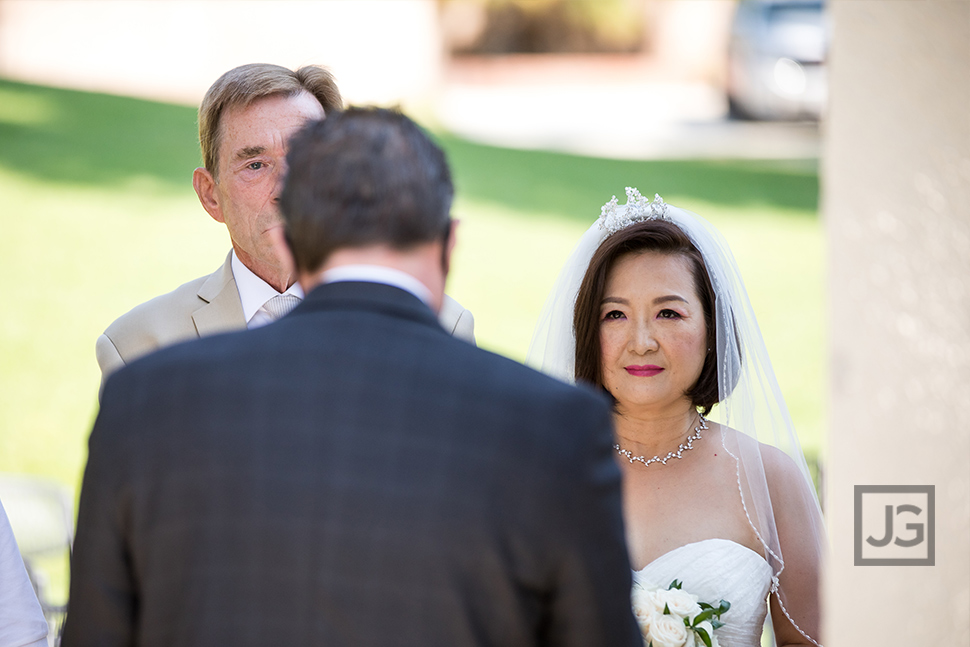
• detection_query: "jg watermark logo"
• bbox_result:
[854,485,934,566]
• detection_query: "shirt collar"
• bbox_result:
[321,264,433,307]
[231,250,304,324]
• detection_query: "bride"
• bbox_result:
[528,189,825,647]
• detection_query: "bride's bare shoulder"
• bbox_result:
[715,425,811,497]
[760,443,803,482]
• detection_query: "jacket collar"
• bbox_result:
[192,251,246,337]
[292,280,444,332]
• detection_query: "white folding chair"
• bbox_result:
[0,474,73,647]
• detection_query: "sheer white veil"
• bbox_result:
[527,188,825,646]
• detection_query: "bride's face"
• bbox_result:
[599,251,707,415]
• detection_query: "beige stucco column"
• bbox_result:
[824,1,970,644]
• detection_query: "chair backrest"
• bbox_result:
[0,474,73,646]
[0,474,73,557]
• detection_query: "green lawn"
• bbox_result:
[0,78,824,499]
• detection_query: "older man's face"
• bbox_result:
[198,91,325,285]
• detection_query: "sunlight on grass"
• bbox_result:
[448,197,588,361]
[0,168,226,488]
[0,88,58,126]
[0,78,824,502]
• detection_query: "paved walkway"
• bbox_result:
[435,56,820,160]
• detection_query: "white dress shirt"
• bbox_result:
[322,264,434,307]
[231,251,305,329]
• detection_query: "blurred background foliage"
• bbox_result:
[441,0,647,55]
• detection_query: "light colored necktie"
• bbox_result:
[263,293,301,321]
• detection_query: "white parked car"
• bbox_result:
[727,0,829,120]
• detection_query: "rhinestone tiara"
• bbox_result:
[598,187,669,234]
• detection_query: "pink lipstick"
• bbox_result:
[625,365,664,377]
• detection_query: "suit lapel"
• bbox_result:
[192,252,246,337]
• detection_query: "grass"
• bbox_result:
[0,78,824,503]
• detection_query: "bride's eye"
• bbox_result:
[658,309,682,319]
[603,310,625,321]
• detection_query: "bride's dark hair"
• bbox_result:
[572,219,719,414]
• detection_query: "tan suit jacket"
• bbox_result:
[97,252,475,390]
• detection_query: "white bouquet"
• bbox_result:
[631,580,730,647]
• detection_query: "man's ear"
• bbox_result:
[442,219,459,276]
[192,167,224,223]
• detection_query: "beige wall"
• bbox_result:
[824,1,970,644]
[0,0,443,107]
[647,0,735,83]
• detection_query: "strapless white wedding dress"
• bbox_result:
[633,538,773,647]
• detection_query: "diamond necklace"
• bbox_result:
[614,414,708,467]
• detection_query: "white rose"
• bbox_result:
[655,587,702,620]
[646,614,692,647]
[632,587,665,616]
[631,586,664,638]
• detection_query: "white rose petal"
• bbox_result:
[631,587,657,639]
[657,587,702,620]
[646,614,691,647]
[632,587,665,617]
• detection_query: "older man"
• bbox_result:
[95,64,474,391]
[63,108,638,647]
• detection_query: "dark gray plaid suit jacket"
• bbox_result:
[63,281,640,647]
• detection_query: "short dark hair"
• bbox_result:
[199,63,342,175]
[573,220,719,414]
[280,107,454,273]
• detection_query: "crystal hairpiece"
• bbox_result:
[598,187,669,234]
